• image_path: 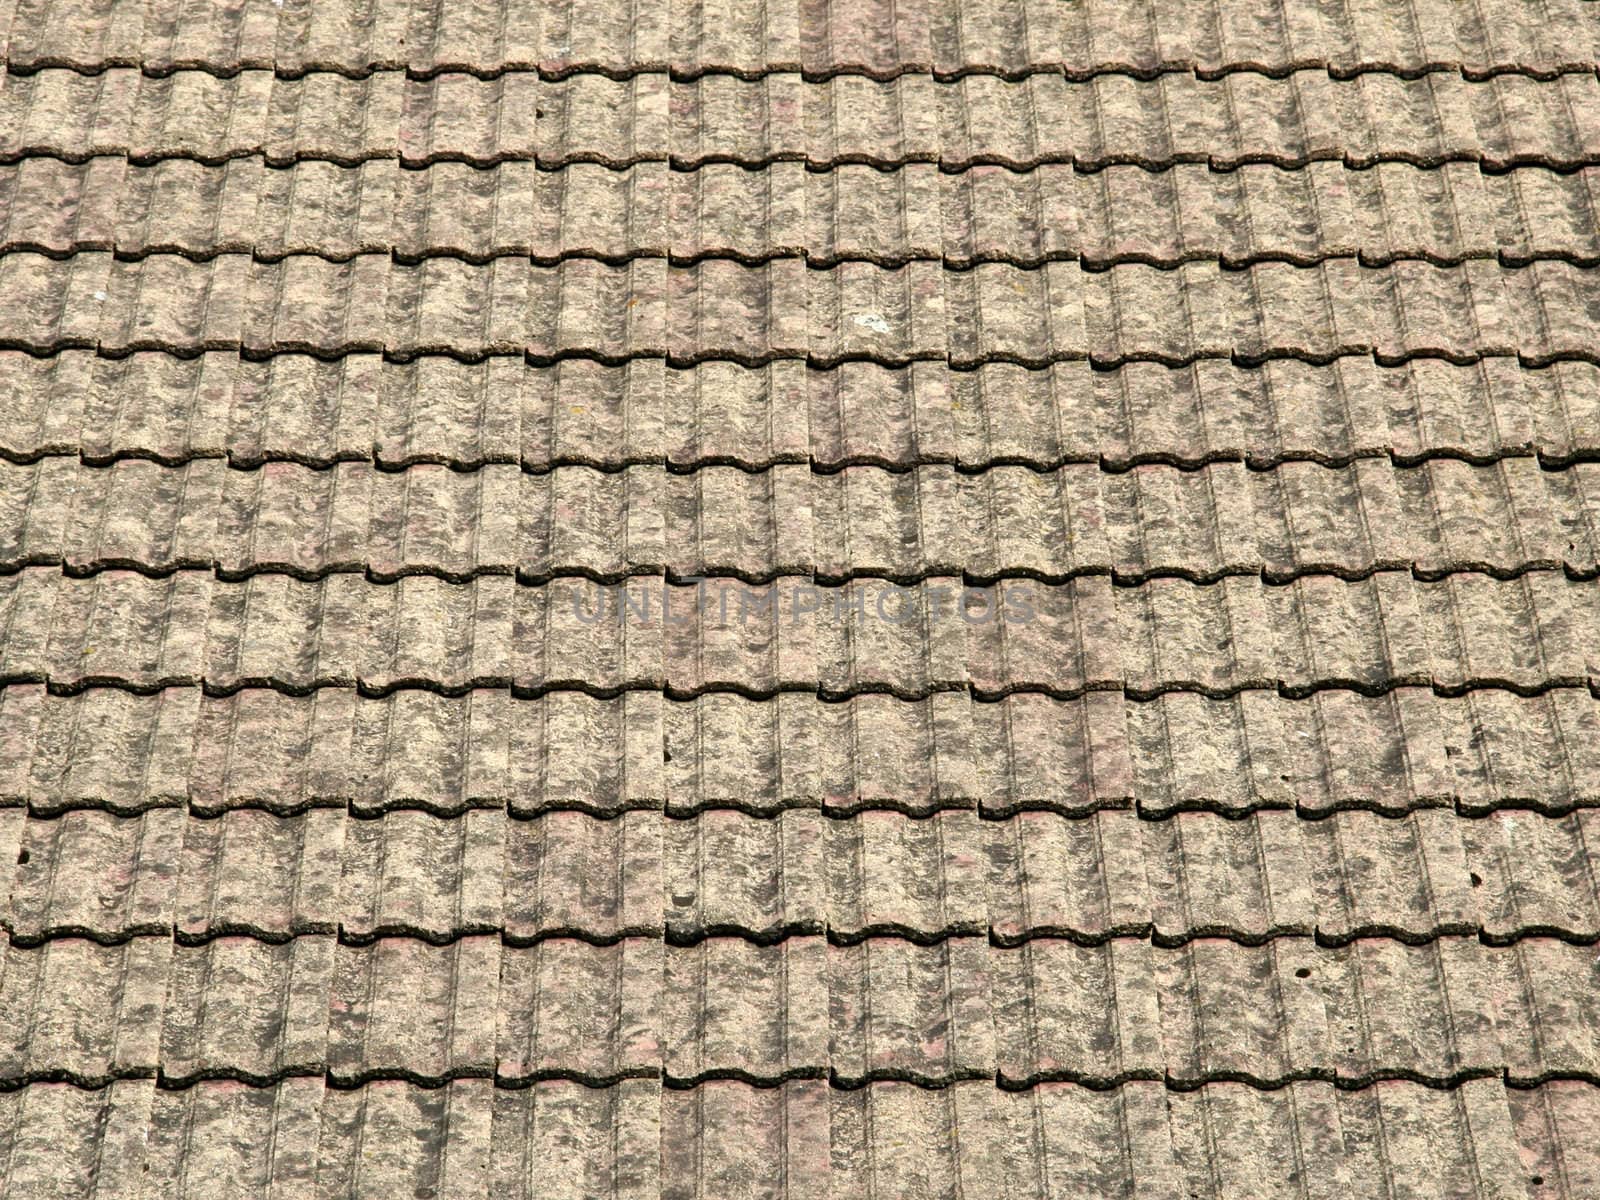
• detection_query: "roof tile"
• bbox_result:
[1464,809,1600,942]
[801,74,939,165]
[986,810,1151,942]
[661,1080,829,1200]
[120,158,262,256]
[1508,1080,1600,1200]
[824,809,987,938]
[829,1079,1181,1200]
[339,809,503,942]
[490,1079,662,1200]
[663,808,824,940]
[1165,1081,1348,1200]
[0,156,123,254]
[661,936,827,1082]
[6,809,182,941]
[399,0,541,74]
[0,70,124,158]
[399,73,538,166]
[256,159,395,260]
[1441,689,1600,814]
[316,1079,493,1200]
[327,935,499,1082]
[798,0,932,76]
[991,938,1164,1085]
[143,1075,324,1200]
[0,252,109,349]
[1347,1074,1525,1194]
[674,0,801,74]
[1307,809,1479,941]
[386,257,532,356]
[0,1079,156,1198]
[498,939,661,1082]
[506,809,663,939]
[1143,811,1317,941]
[274,0,407,75]
[161,936,333,1083]
[0,937,171,1083]
[1326,937,1503,1082]
[15,802,1590,945]
[539,73,669,167]
[1155,939,1331,1086]
[243,255,389,354]
[1494,939,1600,1083]
[175,808,345,939]
[829,938,994,1084]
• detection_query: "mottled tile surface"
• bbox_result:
[1,1,1599,1196]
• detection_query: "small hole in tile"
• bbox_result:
[663,747,673,763]
[15,848,28,865]
[1294,967,1311,979]
[1532,1177,1544,1187]
[1470,872,1483,887]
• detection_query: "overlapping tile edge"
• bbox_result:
[1,0,1598,79]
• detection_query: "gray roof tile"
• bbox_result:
[0,1071,1570,1199]
[0,937,171,1084]
[5,683,1600,819]
[7,351,1600,471]
[5,0,1599,79]
[829,938,994,1085]
[4,2,1600,1190]
[498,939,662,1082]
[0,1078,157,1199]
[1509,1080,1600,1200]
[143,1075,324,1200]
[487,1079,662,1200]
[661,1080,829,1200]
[4,805,1587,947]
[1464,810,1600,942]
[328,936,499,1083]
[160,936,333,1083]
[660,936,828,1082]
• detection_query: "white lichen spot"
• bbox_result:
[852,312,890,334]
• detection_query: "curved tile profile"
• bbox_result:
[7,351,1600,472]
[0,1072,1580,1200]
[2,804,1596,950]
[4,0,1599,80]
[3,682,1600,818]
[6,453,1598,585]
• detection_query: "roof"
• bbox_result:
[1,0,1599,1196]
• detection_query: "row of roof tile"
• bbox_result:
[5,352,1598,471]
[5,68,1600,168]
[0,929,1596,1087]
[2,804,1596,946]
[7,159,1600,267]
[5,456,1598,584]
[3,567,1598,697]
[7,254,1600,366]
[2,1076,1588,1200]
[2,0,1595,79]
[1,685,1594,817]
